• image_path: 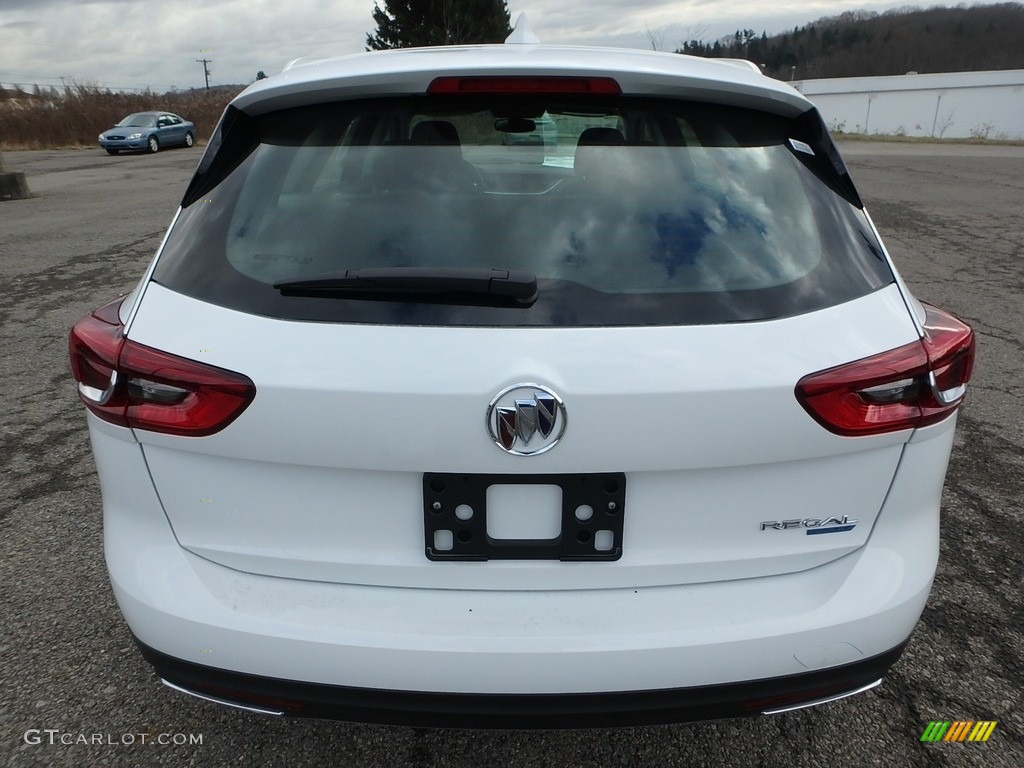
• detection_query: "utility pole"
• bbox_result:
[196,58,212,90]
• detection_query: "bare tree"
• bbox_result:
[644,25,666,51]
[679,23,710,47]
[934,109,956,138]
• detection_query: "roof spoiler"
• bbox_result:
[717,59,762,74]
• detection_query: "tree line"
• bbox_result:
[677,3,1024,80]
[365,2,1024,80]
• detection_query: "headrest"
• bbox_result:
[576,127,626,147]
[410,120,461,146]
[574,127,627,179]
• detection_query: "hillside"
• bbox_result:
[678,3,1024,80]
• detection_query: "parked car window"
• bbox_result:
[117,113,157,128]
[155,97,892,326]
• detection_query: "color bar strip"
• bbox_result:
[921,721,950,742]
[944,721,972,742]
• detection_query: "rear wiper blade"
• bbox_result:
[274,267,538,306]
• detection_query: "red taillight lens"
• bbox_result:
[796,304,974,437]
[69,298,129,426]
[427,76,622,95]
[69,299,255,437]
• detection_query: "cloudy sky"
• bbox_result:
[0,1,992,92]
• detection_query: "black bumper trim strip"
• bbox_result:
[134,635,909,729]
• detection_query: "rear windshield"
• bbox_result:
[153,96,892,326]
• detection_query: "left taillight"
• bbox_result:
[69,297,255,437]
[795,303,975,437]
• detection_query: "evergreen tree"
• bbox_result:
[366,0,512,50]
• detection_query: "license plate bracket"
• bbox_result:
[423,473,625,561]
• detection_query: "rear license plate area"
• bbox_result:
[423,473,625,561]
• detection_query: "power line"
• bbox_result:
[0,71,68,82]
[0,69,192,93]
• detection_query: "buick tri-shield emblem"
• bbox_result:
[487,384,566,455]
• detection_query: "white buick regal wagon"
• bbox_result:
[70,21,974,728]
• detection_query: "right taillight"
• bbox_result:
[796,303,974,437]
[69,298,255,437]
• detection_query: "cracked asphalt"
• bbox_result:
[1,144,1021,767]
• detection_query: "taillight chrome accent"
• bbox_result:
[796,303,974,437]
[928,370,966,406]
[69,297,255,437]
[78,369,120,406]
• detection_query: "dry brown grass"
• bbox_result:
[0,84,243,150]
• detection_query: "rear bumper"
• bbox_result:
[137,636,907,728]
[91,412,954,724]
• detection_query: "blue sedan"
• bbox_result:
[99,111,195,155]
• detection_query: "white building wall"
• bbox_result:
[793,70,1024,140]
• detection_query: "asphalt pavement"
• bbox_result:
[0,143,1021,767]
